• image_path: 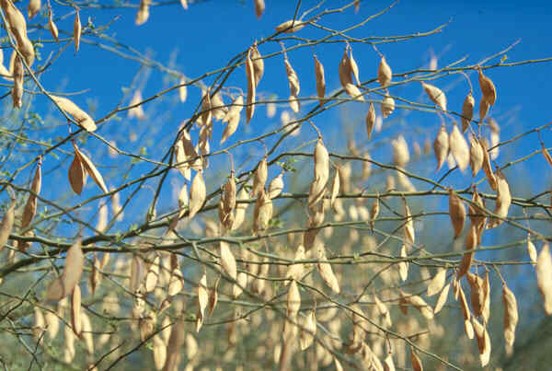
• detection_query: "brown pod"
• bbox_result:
[313,55,326,104]
[461,92,475,132]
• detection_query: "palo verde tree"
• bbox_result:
[0,0,551,370]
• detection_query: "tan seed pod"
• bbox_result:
[536,243,552,315]
[365,102,376,139]
[466,272,485,317]
[479,98,490,121]
[448,189,466,239]
[245,49,256,123]
[408,294,434,319]
[46,239,84,301]
[51,95,96,132]
[329,167,340,209]
[71,285,82,336]
[168,268,184,297]
[478,68,497,106]
[1,0,35,66]
[180,0,188,10]
[377,56,392,87]
[427,268,447,297]
[392,135,410,167]
[449,124,470,172]
[144,255,160,293]
[128,90,145,120]
[232,271,248,299]
[299,310,316,351]
[73,144,108,193]
[0,200,16,250]
[152,335,166,370]
[252,157,268,197]
[543,146,552,167]
[268,174,284,199]
[196,273,208,332]
[207,276,219,316]
[253,189,273,232]
[68,153,86,195]
[421,82,447,111]
[33,307,45,344]
[410,347,423,371]
[287,280,301,317]
[254,0,265,18]
[220,241,237,280]
[250,43,264,87]
[338,48,352,87]
[188,171,206,219]
[472,317,491,367]
[469,136,484,176]
[527,236,537,265]
[434,280,451,314]
[232,188,249,231]
[48,12,59,42]
[285,58,300,111]
[502,283,518,356]
[381,94,395,118]
[165,318,185,369]
[21,162,41,229]
[348,48,361,86]
[344,83,364,101]
[317,245,340,293]
[74,10,82,51]
[11,55,23,108]
[313,55,326,104]
[286,245,306,282]
[221,95,243,144]
[433,124,449,171]
[461,92,475,132]
[399,244,409,282]
[480,139,497,190]
[458,224,477,278]
[403,201,415,245]
[275,19,306,33]
[369,196,380,232]
[487,169,511,229]
[28,0,41,19]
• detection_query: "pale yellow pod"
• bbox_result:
[427,268,447,297]
[472,317,491,367]
[254,0,265,18]
[74,10,82,51]
[469,136,484,176]
[245,49,256,123]
[377,56,392,87]
[51,95,97,132]
[46,239,84,301]
[421,82,447,111]
[461,92,475,132]
[502,283,518,356]
[250,43,264,87]
[392,135,410,167]
[381,94,395,118]
[433,124,449,171]
[188,171,206,219]
[0,201,16,251]
[28,0,41,19]
[70,285,82,336]
[275,19,306,33]
[316,244,340,293]
[487,170,511,229]
[220,241,237,280]
[536,243,552,315]
[267,174,284,199]
[313,55,326,104]
[449,124,470,172]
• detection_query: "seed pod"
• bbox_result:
[392,135,410,167]
[250,43,264,87]
[254,0,265,18]
[487,169,511,229]
[144,255,160,293]
[472,317,491,367]
[536,242,552,315]
[527,236,537,265]
[449,124,470,172]
[478,68,497,106]
[467,272,486,318]
[285,57,300,112]
[317,244,340,293]
[448,190,466,239]
[74,10,81,51]
[232,188,249,231]
[381,94,395,118]
[180,0,188,10]
[0,200,16,251]
[365,102,376,139]
[461,92,475,132]
[275,19,306,33]
[299,310,316,351]
[71,285,82,336]
[48,10,59,42]
[502,283,518,356]
[221,95,243,143]
[287,280,301,317]
[268,174,284,199]
[245,48,256,123]
[252,157,268,197]
[469,136,484,176]
[21,162,41,229]
[128,90,145,120]
[253,189,273,232]
[427,268,447,297]
[421,82,447,111]
[480,139,497,190]
[433,124,449,171]
[338,48,352,87]
[1,0,35,66]
[410,347,423,371]
[11,55,23,108]
[399,244,409,281]
[46,239,84,301]
[434,280,451,314]
[479,99,490,121]
[220,241,237,280]
[377,56,392,87]
[207,276,219,315]
[52,95,96,132]
[189,171,206,219]
[403,201,415,245]
[196,273,208,332]
[28,0,41,19]
[313,55,326,104]
[468,191,487,245]
[286,245,306,282]
[542,146,552,167]
[329,167,340,209]
[458,224,477,278]
[348,49,360,86]
[73,144,108,193]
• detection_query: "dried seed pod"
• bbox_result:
[144,255,160,293]
[469,136,484,176]
[52,95,96,132]
[427,268,447,297]
[276,19,306,33]
[21,162,41,229]
[449,124,470,172]
[180,0,188,10]
[448,189,466,239]
[48,10,59,42]
[313,55,326,104]
[403,201,415,245]
[46,239,84,301]
[458,224,477,278]
[220,241,237,280]
[536,243,552,315]
[467,272,486,318]
[329,167,340,209]
[338,48,352,87]
[250,43,264,88]
[287,280,301,318]
[398,244,409,281]
[196,273,208,332]
[72,144,108,193]
[286,245,306,281]
[28,0,41,19]
[208,276,219,315]
[542,146,552,166]
[245,48,256,123]
[317,244,340,293]
[128,90,145,120]
[434,280,451,314]
[71,285,82,336]
[285,57,300,112]
[232,188,249,231]
[381,94,395,118]
[1,0,35,66]
[268,174,284,199]
[421,82,447,111]
[365,102,376,139]
[299,310,316,351]
[410,348,423,371]
[478,68,497,106]
[472,317,491,367]
[348,49,361,86]
[189,171,206,219]
[0,200,16,251]
[252,157,268,197]
[479,99,491,121]
[254,0,265,18]
[74,9,81,51]
[165,318,185,369]
[392,135,410,167]
[377,56,392,87]
[221,95,243,143]
[527,236,537,265]
[11,55,23,108]
[480,139,497,190]
[253,189,273,232]
[487,169,511,229]
[502,283,518,356]
[461,92,475,132]
[433,124,449,171]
